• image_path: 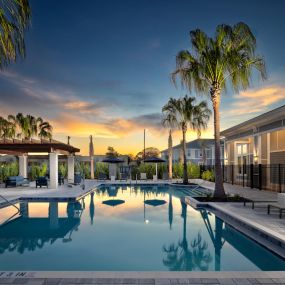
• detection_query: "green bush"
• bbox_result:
[187,163,200,179]
[173,163,183,178]
[202,169,215,182]
[29,163,47,180]
[59,163,67,178]
[94,162,109,179]
[0,162,19,181]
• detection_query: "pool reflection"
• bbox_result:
[0,185,284,271]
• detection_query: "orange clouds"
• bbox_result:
[231,86,285,115]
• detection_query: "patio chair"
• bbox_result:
[5,176,29,188]
[36,176,48,188]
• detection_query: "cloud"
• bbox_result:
[222,85,285,117]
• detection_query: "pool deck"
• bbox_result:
[1,271,285,284]
[0,180,285,282]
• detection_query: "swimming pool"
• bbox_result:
[0,184,284,271]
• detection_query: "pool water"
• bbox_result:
[0,184,284,271]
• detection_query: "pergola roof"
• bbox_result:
[0,138,80,155]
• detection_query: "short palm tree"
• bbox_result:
[0,0,31,68]
[172,22,266,197]
[162,95,211,184]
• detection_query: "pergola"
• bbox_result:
[0,138,80,189]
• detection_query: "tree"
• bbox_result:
[7,113,53,139]
[172,22,266,197]
[0,0,31,69]
[105,146,119,158]
[135,147,160,161]
[162,114,173,179]
[162,96,211,184]
[0,116,15,139]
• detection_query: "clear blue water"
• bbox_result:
[0,184,284,271]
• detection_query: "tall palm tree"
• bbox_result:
[162,114,174,179]
[162,96,211,184]
[172,22,266,197]
[0,0,31,69]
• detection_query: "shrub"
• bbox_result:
[94,162,109,179]
[173,163,183,178]
[59,163,67,178]
[187,163,200,179]
[0,162,19,181]
[202,169,215,182]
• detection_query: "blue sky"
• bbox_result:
[0,0,285,154]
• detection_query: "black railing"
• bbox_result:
[201,164,285,193]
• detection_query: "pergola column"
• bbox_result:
[49,152,58,189]
[68,155,75,183]
[19,155,28,178]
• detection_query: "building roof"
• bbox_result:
[221,105,285,140]
[161,138,219,153]
[0,138,80,155]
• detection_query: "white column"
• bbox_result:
[49,152,58,189]
[68,155,75,183]
[19,155,28,178]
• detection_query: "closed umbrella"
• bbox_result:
[89,135,94,179]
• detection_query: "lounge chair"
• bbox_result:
[74,173,82,185]
[36,176,48,188]
[5,176,29,188]
[110,176,116,182]
[98,173,107,180]
[267,203,285,219]
[140,173,147,181]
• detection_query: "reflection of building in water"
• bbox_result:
[0,201,81,254]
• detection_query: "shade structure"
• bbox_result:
[144,199,167,207]
[102,157,124,163]
[102,199,125,207]
[143,156,166,178]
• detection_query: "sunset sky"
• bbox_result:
[0,0,285,155]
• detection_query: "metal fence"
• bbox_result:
[200,164,285,193]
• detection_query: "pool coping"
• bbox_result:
[1,270,285,279]
[185,196,285,259]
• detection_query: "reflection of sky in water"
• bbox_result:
[0,185,284,271]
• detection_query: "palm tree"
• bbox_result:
[162,114,174,179]
[172,22,266,197]
[8,113,53,139]
[162,96,211,184]
[0,117,15,139]
[0,0,31,69]
[37,118,53,139]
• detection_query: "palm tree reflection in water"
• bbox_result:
[163,201,212,271]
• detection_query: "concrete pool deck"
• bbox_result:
[1,271,285,284]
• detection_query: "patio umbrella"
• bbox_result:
[102,199,125,207]
[144,156,166,178]
[102,157,124,179]
[102,157,124,163]
[144,199,167,207]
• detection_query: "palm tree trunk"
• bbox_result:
[182,126,188,184]
[168,130,173,179]
[211,88,226,198]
